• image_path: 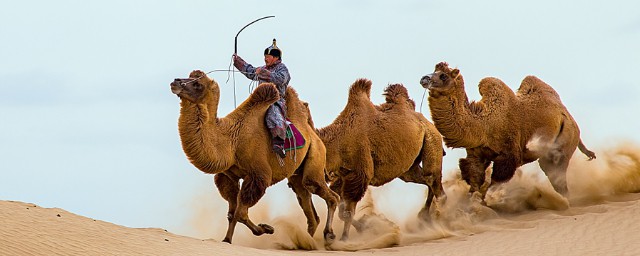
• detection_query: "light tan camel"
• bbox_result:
[315,78,445,241]
[170,70,339,244]
[420,62,596,201]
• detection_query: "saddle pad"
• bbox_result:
[284,120,306,151]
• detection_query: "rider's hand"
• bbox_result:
[255,67,271,80]
[232,54,244,70]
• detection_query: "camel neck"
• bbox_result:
[428,90,486,148]
[177,101,233,174]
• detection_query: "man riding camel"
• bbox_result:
[233,39,291,158]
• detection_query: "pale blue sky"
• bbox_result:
[1,0,639,237]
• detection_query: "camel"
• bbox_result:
[170,70,339,245]
[419,62,596,202]
[314,78,445,241]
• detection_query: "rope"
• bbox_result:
[419,87,427,114]
[226,56,237,107]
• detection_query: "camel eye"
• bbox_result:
[439,73,448,81]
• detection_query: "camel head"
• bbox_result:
[170,70,218,104]
[420,62,462,96]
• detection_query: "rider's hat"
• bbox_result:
[264,38,281,58]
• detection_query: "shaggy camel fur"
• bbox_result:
[420,62,596,201]
[170,70,339,244]
[315,79,444,241]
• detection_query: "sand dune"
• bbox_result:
[2,195,640,256]
[2,143,640,255]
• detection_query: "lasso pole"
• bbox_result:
[234,15,275,54]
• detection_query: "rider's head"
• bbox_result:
[264,38,281,59]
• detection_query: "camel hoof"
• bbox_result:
[222,238,232,244]
[259,223,274,235]
[471,191,484,204]
[418,209,432,222]
[324,232,336,244]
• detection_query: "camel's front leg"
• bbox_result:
[214,173,239,243]
[459,156,491,199]
[223,172,271,243]
[338,156,372,241]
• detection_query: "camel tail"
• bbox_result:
[578,139,596,160]
[250,83,280,105]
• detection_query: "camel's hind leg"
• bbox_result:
[421,139,445,220]
[222,171,272,243]
[539,150,572,195]
[399,161,436,221]
[287,173,320,237]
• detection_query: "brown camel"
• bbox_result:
[420,62,596,202]
[315,78,445,241]
[170,70,339,244]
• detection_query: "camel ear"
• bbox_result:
[451,68,460,79]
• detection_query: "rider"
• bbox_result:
[233,39,291,158]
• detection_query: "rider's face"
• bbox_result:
[264,54,277,66]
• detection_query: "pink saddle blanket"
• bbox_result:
[284,120,306,151]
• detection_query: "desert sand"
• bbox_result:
[2,143,640,256]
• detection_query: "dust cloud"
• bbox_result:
[179,141,640,251]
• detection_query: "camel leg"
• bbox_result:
[491,154,519,183]
[331,177,364,232]
[223,172,271,243]
[399,160,436,221]
[459,156,491,197]
[459,157,490,193]
[338,152,372,241]
[298,152,340,244]
[214,173,240,243]
[330,178,347,222]
[296,174,340,243]
[287,174,320,237]
[422,141,444,220]
[340,199,359,241]
[539,153,571,195]
[415,154,444,220]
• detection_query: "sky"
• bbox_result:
[1,0,639,238]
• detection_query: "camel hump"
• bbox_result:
[250,83,279,105]
[382,83,416,109]
[383,84,409,101]
[349,78,372,98]
[517,76,561,99]
[478,77,516,103]
[285,86,300,102]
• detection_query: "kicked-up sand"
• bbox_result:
[2,142,640,255]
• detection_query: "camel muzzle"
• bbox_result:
[420,73,434,89]
[170,78,187,95]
